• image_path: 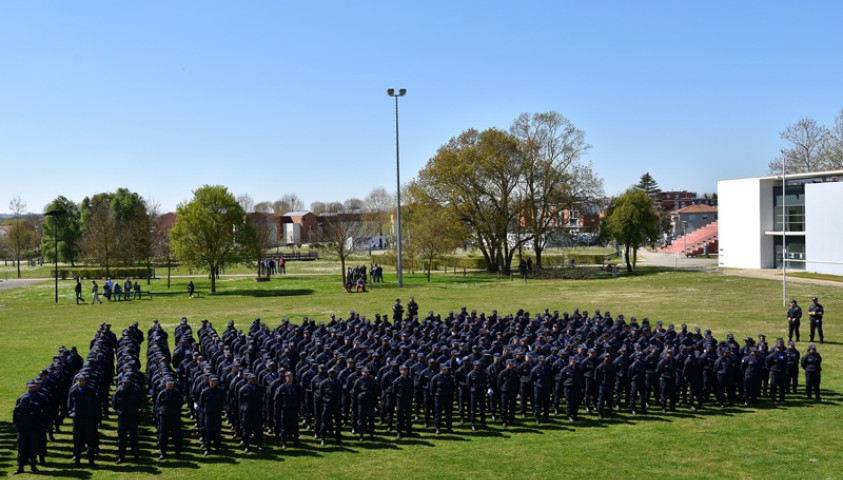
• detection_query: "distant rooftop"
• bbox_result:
[673,204,717,214]
[283,211,312,217]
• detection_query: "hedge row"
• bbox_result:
[371,252,616,271]
[54,267,153,280]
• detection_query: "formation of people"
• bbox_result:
[12,297,828,473]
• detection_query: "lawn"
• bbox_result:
[0,267,841,479]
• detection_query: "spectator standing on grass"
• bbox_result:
[187,281,195,298]
[91,281,102,304]
[123,278,132,301]
[133,281,141,299]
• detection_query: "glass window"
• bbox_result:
[773,184,805,232]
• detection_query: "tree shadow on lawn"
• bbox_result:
[211,288,316,298]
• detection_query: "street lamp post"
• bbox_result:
[682,221,688,257]
[44,210,62,303]
[782,154,787,306]
[387,88,406,288]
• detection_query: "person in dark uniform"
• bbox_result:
[417,359,438,428]
[68,375,99,467]
[518,353,535,417]
[561,357,584,422]
[713,348,736,407]
[14,383,41,474]
[238,373,264,452]
[380,361,400,431]
[531,356,552,424]
[683,350,704,411]
[112,377,141,463]
[156,378,183,460]
[318,368,343,446]
[407,296,419,320]
[785,341,801,394]
[199,375,225,455]
[808,297,824,343]
[392,298,404,323]
[275,371,301,448]
[353,367,377,441]
[741,348,762,406]
[766,344,788,402]
[657,349,678,412]
[581,348,599,413]
[498,359,519,427]
[430,363,455,435]
[787,299,802,343]
[393,364,415,439]
[801,344,823,401]
[628,352,648,415]
[596,352,616,419]
[466,360,488,431]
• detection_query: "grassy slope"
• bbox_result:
[0,266,841,479]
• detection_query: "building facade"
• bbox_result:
[717,170,843,275]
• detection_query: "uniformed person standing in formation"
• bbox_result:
[156,378,183,459]
[199,375,225,455]
[393,364,415,438]
[112,377,141,463]
[13,382,41,474]
[14,300,835,474]
[238,373,264,452]
[466,360,487,431]
[801,344,823,401]
[431,364,454,435]
[68,375,99,467]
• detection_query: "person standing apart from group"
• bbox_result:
[808,297,825,344]
[787,299,802,342]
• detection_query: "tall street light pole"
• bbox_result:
[682,221,688,257]
[44,210,63,303]
[782,153,787,306]
[387,88,406,288]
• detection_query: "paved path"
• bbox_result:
[637,249,843,289]
[0,278,45,291]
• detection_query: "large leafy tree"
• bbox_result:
[170,185,259,293]
[510,112,600,269]
[41,196,82,266]
[418,128,524,273]
[601,187,660,272]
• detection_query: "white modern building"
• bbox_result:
[717,170,843,275]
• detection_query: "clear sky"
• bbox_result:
[2,1,842,215]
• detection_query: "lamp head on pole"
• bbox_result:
[387,88,406,97]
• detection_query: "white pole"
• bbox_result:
[782,155,787,306]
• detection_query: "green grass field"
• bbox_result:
[1,267,841,479]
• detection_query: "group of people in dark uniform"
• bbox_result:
[12,297,828,473]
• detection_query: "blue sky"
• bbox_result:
[2,1,842,214]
